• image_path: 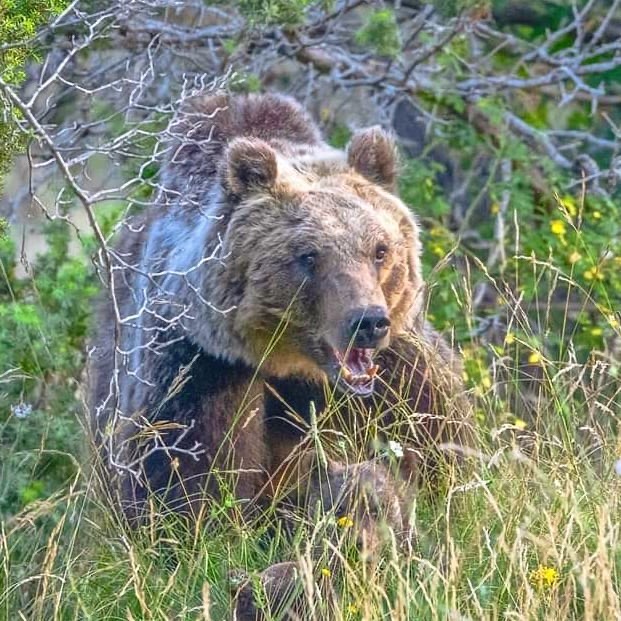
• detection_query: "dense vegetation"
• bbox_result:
[1,1,620,619]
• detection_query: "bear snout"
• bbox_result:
[345,305,391,349]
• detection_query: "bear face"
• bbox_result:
[215,130,425,397]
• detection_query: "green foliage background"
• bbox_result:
[0,1,69,191]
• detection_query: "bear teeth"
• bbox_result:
[336,348,378,385]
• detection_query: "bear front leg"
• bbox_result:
[237,455,407,620]
[307,458,408,554]
[265,439,409,556]
[263,378,409,550]
[244,383,411,620]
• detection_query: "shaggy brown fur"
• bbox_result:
[88,92,471,615]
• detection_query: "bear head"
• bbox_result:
[215,127,424,397]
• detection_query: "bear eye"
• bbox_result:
[298,251,318,272]
[375,244,388,264]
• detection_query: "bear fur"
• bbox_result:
[88,92,471,527]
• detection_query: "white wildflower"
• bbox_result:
[387,440,404,458]
[11,402,33,419]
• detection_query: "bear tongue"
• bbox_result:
[340,348,378,383]
[346,348,371,374]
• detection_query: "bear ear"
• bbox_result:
[226,137,278,197]
[347,127,398,190]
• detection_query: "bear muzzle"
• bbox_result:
[332,347,379,396]
[316,306,391,397]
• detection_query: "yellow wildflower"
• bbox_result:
[490,202,500,215]
[321,567,331,578]
[514,418,527,430]
[568,251,582,265]
[559,195,577,217]
[431,244,444,257]
[590,326,603,337]
[593,210,602,220]
[529,565,559,590]
[528,351,542,365]
[347,603,359,614]
[550,219,566,236]
[337,515,354,528]
[504,333,515,345]
[584,266,604,281]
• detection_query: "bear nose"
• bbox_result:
[346,306,391,348]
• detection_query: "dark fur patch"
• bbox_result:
[146,337,254,422]
[120,338,256,519]
[264,377,326,431]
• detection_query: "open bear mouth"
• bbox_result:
[332,347,379,397]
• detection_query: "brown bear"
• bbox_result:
[88,91,470,540]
